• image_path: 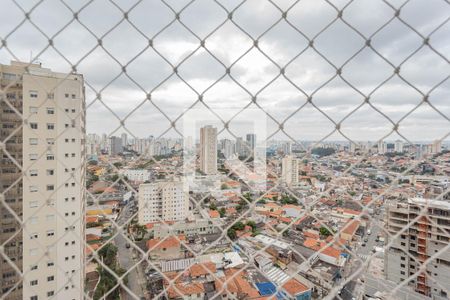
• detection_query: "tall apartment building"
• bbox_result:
[385,198,450,299]
[108,136,122,155]
[138,179,189,224]
[220,138,235,159]
[378,141,387,154]
[246,133,256,157]
[121,132,127,148]
[394,140,404,153]
[281,155,299,187]
[282,142,292,155]
[0,61,85,300]
[199,125,217,175]
[236,137,245,157]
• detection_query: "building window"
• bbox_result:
[29,138,38,145]
[30,296,38,300]
[30,233,38,239]
[47,291,54,297]
[47,261,54,267]
[47,154,54,160]
[29,91,38,98]
[29,186,38,193]
[46,169,54,175]
[47,123,55,130]
[46,230,54,237]
[47,138,55,145]
[29,154,38,161]
[29,201,38,208]
[47,276,54,282]
[29,106,38,114]
[30,280,38,286]
[30,123,38,129]
[46,107,55,114]
[46,185,54,191]
[30,170,38,176]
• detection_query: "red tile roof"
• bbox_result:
[147,235,185,250]
[282,278,309,296]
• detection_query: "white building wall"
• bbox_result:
[21,64,85,300]
[138,180,189,224]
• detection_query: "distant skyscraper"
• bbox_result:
[378,141,387,154]
[109,136,123,155]
[220,139,235,159]
[236,137,245,156]
[121,132,128,148]
[281,155,299,186]
[394,140,404,153]
[246,133,256,156]
[282,142,292,155]
[349,142,356,153]
[0,61,85,300]
[200,125,217,175]
[431,140,442,154]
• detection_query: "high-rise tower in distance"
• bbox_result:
[0,61,85,300]
[199,125,217,175]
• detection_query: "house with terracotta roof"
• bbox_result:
[147,235,186,260]
[189,262,217,279]
[209,210,220,219]
[167,282,205,300]
[282,278,312,300]
[339,219,360,242]
[302,238,345,267]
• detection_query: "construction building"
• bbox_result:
[385,198,450,299]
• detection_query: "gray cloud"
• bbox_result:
[0,0,449,141]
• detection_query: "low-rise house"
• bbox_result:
[147,235,186,260]
[282,278,312,300]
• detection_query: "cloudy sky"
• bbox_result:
[0,0,449,143]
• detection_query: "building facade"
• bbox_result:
[138,179,189,224]
[123,169,151,182]
[199,125,217,175]
[281,155,299,187]
[0,61,85,300]
[385,198,450,299]
[108,136,122,155]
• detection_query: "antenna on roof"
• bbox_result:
[30,50,42,66]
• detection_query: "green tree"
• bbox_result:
[219,207,226,218]
[227,228,237,240]
[319,226,333,237]
[246,220,256,232]
[232,221,245,231]
[209,202,217,211]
